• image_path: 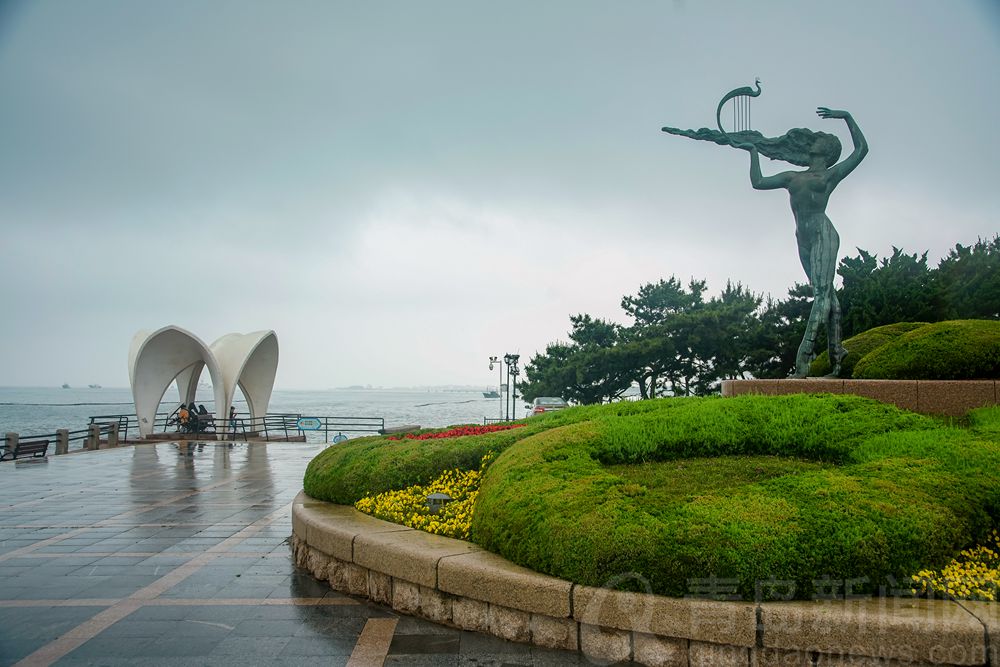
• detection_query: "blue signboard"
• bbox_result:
[296,417,322,431]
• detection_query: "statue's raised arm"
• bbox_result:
[816,107,869,184]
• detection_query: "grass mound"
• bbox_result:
[968,406,1000,439]
[810,321,928,377]
[470,395,1000,599]
[303,399,682,505]
[304,426,523,505]
[851,319,1000,380]
[303,394,1000,600]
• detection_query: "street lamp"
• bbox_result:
[488,356,502,420]
[503,353,520,421]
[510,354,520,419]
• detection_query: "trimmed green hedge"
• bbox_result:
[810,322,928,377]
[851,320,1000,380]
[469,395,1000,599]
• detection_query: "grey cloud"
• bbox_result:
[0,1,997,387]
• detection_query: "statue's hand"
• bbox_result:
[817,107,849,120]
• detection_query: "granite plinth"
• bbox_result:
[721,378,998,416]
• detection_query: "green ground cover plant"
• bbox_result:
[851,319,1000,380]
[304,395,1000,600]
[969,406,1000,438]
[809,321,928,377]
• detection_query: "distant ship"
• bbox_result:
[61,383,70,389]
[88,384,102,389]
[482,388,500,398]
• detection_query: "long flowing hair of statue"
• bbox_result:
[661,125,842,168]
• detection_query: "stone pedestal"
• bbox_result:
[56,429,69,455]
[720,379,998,416]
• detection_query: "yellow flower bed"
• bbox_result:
[354,452,494,540]
[912,529,1000,601]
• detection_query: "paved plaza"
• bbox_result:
[0,442,586,666]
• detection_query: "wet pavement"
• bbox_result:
[0,442,586,666]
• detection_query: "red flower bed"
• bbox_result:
[388,423,525,441]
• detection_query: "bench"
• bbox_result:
[189,415,215,433]
[0,439,50,462]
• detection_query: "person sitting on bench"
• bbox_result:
[196,404,213,432]
[177,404,190,432]
[187,402,199,432]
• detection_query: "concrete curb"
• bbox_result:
[291,492,995,666]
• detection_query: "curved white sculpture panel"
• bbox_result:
[210,332,279,425]
[128,327,279,437]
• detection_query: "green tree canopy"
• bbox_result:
[934,236,1000,320]
[838,247,936,339]
[521,234,998,398]
[523,277,763,402]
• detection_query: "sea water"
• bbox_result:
[0,386,514,440]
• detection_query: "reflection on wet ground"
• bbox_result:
[0,443,586,666]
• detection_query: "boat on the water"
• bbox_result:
[88,384,102,389]
[482,389,500,398]
[61,383,70,389]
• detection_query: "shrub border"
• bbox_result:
[720,379,998,416]
[291,492,996,666]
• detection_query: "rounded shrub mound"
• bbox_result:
[304,426,523,505]
[302,406,628,504]
[470,394,1000,600]
[810,321,928,377]
[851,319,1000,380]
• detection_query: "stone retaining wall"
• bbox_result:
[292,492,998,666]
[720,379,999,416]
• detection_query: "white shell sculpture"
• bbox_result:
[128,326,278,437]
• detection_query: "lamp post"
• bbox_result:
[488,356,502,420]
[510,354,520,419]
[503,353,520,421]
[502,354,511,420]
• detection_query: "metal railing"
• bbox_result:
[2,423,117,459]
[236,414,385,443]
[141,412,385,443]
[4,411,388,457]
[93,411,386,444]
[88,414,135,441]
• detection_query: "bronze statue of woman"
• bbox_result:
[663,101,868,378]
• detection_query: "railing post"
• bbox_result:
[87,424,101,451]
[56,429,69,455]
[4,432,17,459]
[108,424,119,448]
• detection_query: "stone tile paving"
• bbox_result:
[0,443,590,666]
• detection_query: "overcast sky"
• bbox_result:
[1,1,997,389]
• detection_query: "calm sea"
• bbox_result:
[0,386,512,441]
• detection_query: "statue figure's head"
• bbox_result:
[767,128,842,168]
